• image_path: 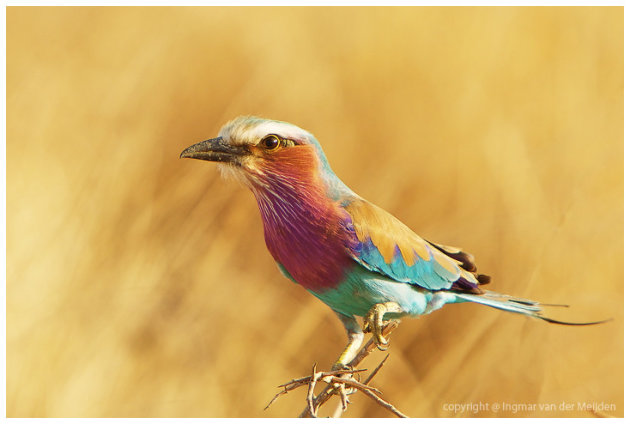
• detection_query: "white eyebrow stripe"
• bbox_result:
[218,116,312,146]
[251,121,309,141]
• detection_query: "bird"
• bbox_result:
[180,116,606,369]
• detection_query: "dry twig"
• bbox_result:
[265,321,408,418]
[264,368,363,411]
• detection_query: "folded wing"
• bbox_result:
[342,198,485,293]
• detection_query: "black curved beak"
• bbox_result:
[180,137,247,164]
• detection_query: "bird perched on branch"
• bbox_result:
[181,116,605,369]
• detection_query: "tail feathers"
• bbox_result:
[535,315,612,326]
[455,290,610,326]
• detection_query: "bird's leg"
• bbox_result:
[327,313,364,413]
[362,302,403,350]
[332,312,364,370]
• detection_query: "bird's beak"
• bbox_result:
[180,136,247,164]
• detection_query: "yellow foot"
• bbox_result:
[362,302,403,351]
[330,363,358,396]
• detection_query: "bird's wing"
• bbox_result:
[342,198,482,292]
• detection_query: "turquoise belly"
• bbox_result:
[307,265,458,318]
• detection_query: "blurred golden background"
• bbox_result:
[7,6,623,418]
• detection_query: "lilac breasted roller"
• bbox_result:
[181,116,605,368]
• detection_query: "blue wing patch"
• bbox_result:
[342,198,482,292]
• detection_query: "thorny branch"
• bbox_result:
[265,321,408,418]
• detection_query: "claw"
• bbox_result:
[322,364,359,403]
[375,337,389,351]
[363,302,403,350]
[332,362,352,372]
[373,329,389,351]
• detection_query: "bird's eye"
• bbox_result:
[260,134,281,151]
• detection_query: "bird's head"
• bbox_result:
[181,116,347,197]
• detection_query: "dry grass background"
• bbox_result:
[6,6,623,418]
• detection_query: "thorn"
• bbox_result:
[365,354,389,385]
